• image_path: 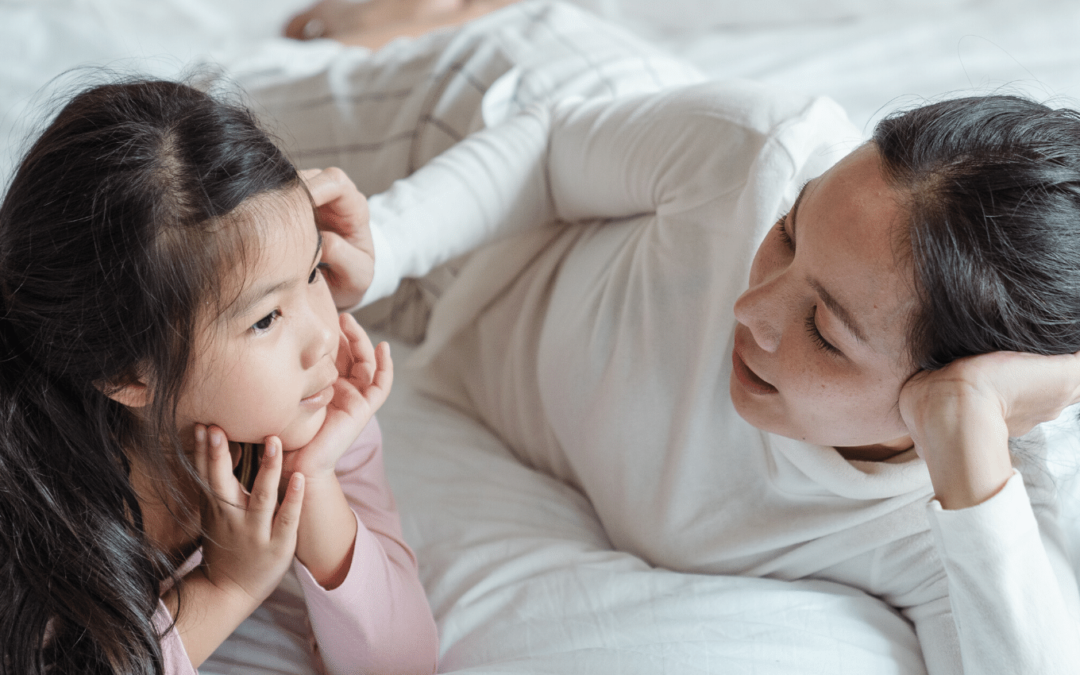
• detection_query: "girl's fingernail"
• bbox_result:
[210,429,223,447]
[264,438,278,458]
[194,425,206,443]
[292,473,305,491]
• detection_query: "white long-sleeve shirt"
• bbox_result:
[362,80,1080,674]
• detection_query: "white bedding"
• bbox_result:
[3,1,1079,673]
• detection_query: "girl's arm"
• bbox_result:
[161,426,305,670]
[282,314,436,674]
[899,351,1080,673]
[292,419,439,675]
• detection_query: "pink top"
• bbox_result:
[152,418,439,674]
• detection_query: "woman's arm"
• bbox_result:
[899,351,1080,673]
[354,80,856,307]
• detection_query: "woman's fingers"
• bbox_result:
[299,167,375,310]
[303,167,370,241]
[321,231,373,311]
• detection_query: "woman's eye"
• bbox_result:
[805,307,841,356]
[775,213,794,250]
[308,262,330,285]
[251,309,281,334]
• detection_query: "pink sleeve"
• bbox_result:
[152,600,197,675]
[292,417,439,675]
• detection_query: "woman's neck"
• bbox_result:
[836,434,915,462]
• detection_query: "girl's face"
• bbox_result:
[731,144,918,456]
[176,187,340,452]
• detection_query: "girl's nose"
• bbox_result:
[733,282,783,353]
[301,301,338,370]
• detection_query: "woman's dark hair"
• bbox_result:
[873,95,1080,370]
[0,79,300,674]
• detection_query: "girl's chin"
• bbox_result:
[277,409,327,452]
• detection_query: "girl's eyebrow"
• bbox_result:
[227,229,323,321]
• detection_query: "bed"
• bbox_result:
[3,1,1079,673]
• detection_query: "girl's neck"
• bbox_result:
[128,454,202,567]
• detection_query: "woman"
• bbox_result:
[277,1,1080,672]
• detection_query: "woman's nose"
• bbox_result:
[733,283,783,353]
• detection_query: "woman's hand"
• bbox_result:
[899,350,1080,509]
[301,167,375,311]
[283,313,393,481]
[194,424,305,606]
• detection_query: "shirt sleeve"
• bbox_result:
[152,601,197,675]
[921,469,1080,674]
[361,80,858,308]
[291,417,439,675]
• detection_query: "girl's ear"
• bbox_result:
[97,370,152,408]
[103,381,150,408]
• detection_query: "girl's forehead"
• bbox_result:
[206,186,317,321]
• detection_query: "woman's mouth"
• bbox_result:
[731,349,779,395]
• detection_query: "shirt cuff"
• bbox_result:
[926,469,1037,559]
[354,216,400,311]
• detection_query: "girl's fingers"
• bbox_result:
[272,472,305,542]
[249,437,284,528]
[206,426,242,504]
[193,424,209,481]
[367,341,394,409]
[341,313,376,386]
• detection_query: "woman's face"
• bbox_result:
[731,144,918,454]
[175,186,341,452]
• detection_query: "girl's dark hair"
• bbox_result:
[0,80,299,674]
[873,95,1080,370]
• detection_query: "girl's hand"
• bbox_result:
[300,167,375,311]
[284,313,393,481]
[898,350,1080,509]
[194,424,305,606]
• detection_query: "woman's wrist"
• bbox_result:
[913,388,1014,510]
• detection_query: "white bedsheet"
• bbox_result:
[2,1,1078,673]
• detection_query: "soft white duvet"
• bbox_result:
[2,1,1079,673]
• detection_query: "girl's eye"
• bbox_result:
[308,262,330,285]
[805,306,841,356]
[251,309,281,334]
[775,213,794,250]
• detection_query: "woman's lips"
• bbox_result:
[731,348,778,395]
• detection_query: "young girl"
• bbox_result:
[0,80,438,674]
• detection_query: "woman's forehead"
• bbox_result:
[802,145,917,356]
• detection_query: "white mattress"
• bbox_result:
[3,1,1079,673]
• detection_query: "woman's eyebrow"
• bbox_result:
[787,181,812,242]
[810,279,868,344]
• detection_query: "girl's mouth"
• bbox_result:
[300,382,336,407]
[732,349,779,395]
